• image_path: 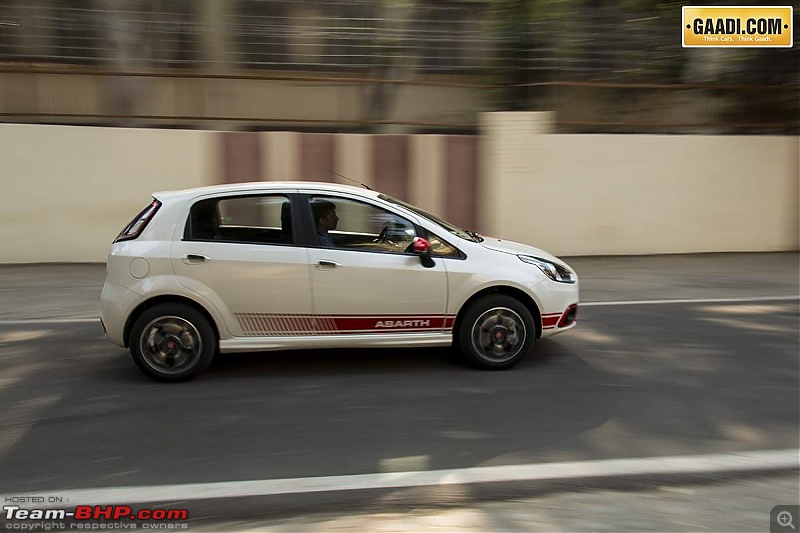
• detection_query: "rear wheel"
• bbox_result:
[457,295,535,369]
[129,303,216,382]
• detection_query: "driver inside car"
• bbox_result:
[312,200,339,247]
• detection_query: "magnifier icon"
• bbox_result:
[778,511,796,530]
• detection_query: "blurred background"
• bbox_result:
[1,0,798,262]
[0,3,797,531]
[0,0,798,134]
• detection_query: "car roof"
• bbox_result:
[153,181,382,203]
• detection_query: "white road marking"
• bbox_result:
[582,295,799,307]
[3,449,796,505]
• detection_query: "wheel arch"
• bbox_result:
[453,286,543,341]
[123,295,221,348]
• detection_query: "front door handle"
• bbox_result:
[183,254,210,264]
[316,260,340,270]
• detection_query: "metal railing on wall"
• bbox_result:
[1,64,796,134]
[0,0,797,133]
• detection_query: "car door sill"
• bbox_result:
[219,332,453,353]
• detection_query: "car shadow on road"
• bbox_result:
[203,338,570,378]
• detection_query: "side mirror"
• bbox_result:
[412,237,436,268]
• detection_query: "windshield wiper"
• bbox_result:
[466,229,484,242]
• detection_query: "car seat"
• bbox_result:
[190,200,221,240]
[280,201,293,243]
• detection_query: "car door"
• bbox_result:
[303,193,449,335]
[171,192,314,337]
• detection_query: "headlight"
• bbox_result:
[518,255,576,284]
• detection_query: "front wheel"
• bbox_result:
[129,303,217,382]
[457,295,535,370]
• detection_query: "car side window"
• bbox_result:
[186,195,294,245]
[310,196,417,254]
[425,230,461,258]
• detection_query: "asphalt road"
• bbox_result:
[193,475,800,532]
[2,301,797,488]
[0,253,798,529]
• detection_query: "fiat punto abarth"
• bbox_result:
[101,182,579,381]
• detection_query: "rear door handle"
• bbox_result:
[316,260,340,270]
[183,254,210,264]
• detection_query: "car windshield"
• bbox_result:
[379,194,483,243]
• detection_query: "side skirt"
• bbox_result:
[219,332,453,354]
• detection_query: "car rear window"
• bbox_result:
[186,195,294,245]
[114,199,161,243]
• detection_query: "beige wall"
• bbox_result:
[0,125,217,263]
[409,135,445,216]
[480,113,800,256]
[0,119,797,264]
[334,134,373,188]
[263,131,300,182]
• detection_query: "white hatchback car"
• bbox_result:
[101,182,578,381]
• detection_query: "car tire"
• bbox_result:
[457,295,535,370]
[129,303,216,382]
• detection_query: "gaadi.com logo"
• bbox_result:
[683,6,793,47]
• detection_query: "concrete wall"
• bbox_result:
[0,118,797,263]
[0,73,484,132]
[214,130,477,230]
[480,113,799,256]
[0,125,217,263]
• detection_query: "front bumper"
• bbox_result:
[533,277,579,338]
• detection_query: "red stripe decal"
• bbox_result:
[542,316,559,327]
[332,316,447,332]
[235,314,457,335]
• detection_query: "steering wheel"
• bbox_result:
[372,225,399,248]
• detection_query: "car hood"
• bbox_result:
[479,238,562,264]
